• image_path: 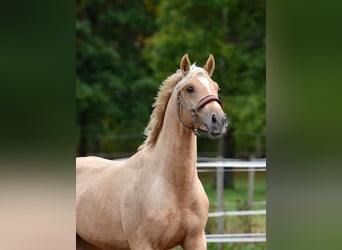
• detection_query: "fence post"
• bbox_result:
[247,167,255,209]
[216,157,224,250]
[247,134,261,209]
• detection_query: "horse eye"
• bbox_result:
[186,86,194,93]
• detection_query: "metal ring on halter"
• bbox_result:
[177,92,222,135]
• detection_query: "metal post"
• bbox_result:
[216,160,224,250]
[247,134,261,209]
[247,168,255,209]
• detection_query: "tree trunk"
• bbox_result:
[78,113,88,156]
[222,129,235,189]
[214,128,235,189]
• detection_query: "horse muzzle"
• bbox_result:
[204,112,228,138]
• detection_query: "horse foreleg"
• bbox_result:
[181,231,207,250]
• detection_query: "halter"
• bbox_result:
[177,91,222,135]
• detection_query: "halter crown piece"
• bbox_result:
[177,91,222,135]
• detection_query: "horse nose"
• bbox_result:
[211,113,217,124]
[212,113,228,127]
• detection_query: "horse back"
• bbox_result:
[76,156,123,205]
[76,156,113,181]
[76,156,130,249]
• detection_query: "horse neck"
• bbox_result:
[152,92,198,188]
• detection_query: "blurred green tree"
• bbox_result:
[76,0,159,155]
[143,0,265,155]
[76,0,265,158]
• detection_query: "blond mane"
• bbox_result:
[138,64,208,150]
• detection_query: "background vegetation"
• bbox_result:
[76,0,265,158]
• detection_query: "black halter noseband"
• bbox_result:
[177,91,222,135]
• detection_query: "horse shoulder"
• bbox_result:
[181,180,209,235]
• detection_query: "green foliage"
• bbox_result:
[143,0,265,152]
[76,0,265,155]
[76,0,159,153]
[207,243,266,250]
[225,87,266,153]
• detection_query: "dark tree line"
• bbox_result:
[76,0,265,159]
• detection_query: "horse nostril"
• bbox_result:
[222,116,228,127]
[211,114,217,123]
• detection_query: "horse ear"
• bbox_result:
[180,54,191,75]
[203,54,215,76]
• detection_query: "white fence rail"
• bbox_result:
[197,160,266,168]
[208,209,266,218]
[206,233,266,243]
[197,159,266,244]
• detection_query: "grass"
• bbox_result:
[200,171,266,205]
[173,244,266,250]
[207,243,266,250]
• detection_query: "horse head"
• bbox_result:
[176,54,228,138]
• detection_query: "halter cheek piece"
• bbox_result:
[177,91,222,135]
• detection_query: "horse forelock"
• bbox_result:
[175,65,210,91]
[138,64,209,151]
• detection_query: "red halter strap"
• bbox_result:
[194,95,222,111]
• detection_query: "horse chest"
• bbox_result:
[146,193,207,237]
[144,206,203,249]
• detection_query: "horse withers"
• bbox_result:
[76,54,228,250]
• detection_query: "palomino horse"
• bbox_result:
[76,54,228,250]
